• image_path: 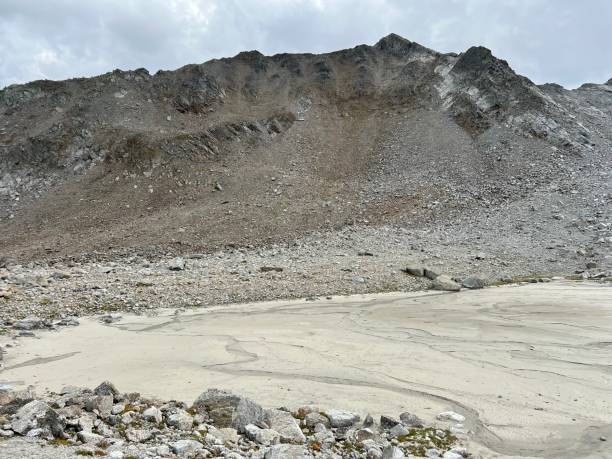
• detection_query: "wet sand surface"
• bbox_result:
[1,282,611,458]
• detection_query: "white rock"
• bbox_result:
[265,409,305,443]
[143,406,162,423]
[168,257,186,271]
[382,446,405,459]
[77,431,105,443]
[171,439,203,457]
[245,423,280,446]
[125,427,153,442]
[436,411,466,423]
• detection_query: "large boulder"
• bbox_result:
[192,389,265,433]
[265,409,305,444]
[432,275,461,292]
[0,387,36,415]
[462,276,485,289]
[93,381,120,401]
[324,409,360,428]
[11,400,64,437]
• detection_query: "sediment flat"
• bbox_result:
[2,281,611,458]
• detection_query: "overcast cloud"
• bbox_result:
[1,0,611,90]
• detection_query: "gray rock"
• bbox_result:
[355,427,375,441]
[265,409,305,443]
[125,427,153,442]
[404,267,424,277]
[0,387,36,413]
[432,275,461,292]
[11,400,64,437]
[192,388,265,433]
[424,269,439,280]
[85,395,113,418]
[362,413,374,428]
[167,409,193,430]
[388,423,409,438]
[324,409,360,428]
[143,406,162,423]
[260,266,283,273]
[244,423,280,445]
[13,316,43,330]
[304,412,329,428]
[93,381,120,400]
[171,439,204,457]
[399,412,424,428]
[461,276,485,289]
[380,415,399,430]
[208,426,239,443]
[169,257,186,271]
[77,431,105,443]
[265,444,307,459]
[382,446,405,459]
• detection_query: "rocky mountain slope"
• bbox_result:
[0,34,610,271]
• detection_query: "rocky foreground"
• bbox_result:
[0,382,469,459]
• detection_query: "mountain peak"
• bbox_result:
[374,33,429,56]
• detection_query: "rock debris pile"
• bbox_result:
[0,383,470,458]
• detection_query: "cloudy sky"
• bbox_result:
[1,0,610,90]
